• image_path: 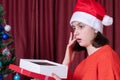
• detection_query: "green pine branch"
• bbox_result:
[0,5,16,77]
[0,5,4,24]
[0,40,14,48]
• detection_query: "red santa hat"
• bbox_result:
[70,0,113,33]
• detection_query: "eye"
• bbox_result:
[72,26,76,30]
[78,25,84,28]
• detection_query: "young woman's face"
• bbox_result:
[72,21,96,47]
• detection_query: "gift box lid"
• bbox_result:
[19,59,68,78]
[9,64,55,80]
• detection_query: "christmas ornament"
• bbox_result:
[0,61,2,67]
[2,33,9,40]
[0,5,16,77]
[4,25,11,32]
[2,48,10,56]
[0,74,3,80]
[14,73,20,80]
[0,25,4,32]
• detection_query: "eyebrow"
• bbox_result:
[72,22,82,27]
[71,25,75,28]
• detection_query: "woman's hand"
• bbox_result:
[52,73,61,80]
[62,32,77,66]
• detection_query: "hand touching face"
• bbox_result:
[72,21,96,47]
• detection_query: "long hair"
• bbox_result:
[92,32,109,48]
[73,32,109,51]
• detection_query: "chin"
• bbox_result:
[78,43,85,47]
[78,43,88,48]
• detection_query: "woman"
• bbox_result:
[52,0,120,80]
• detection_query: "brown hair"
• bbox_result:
[92,32,109,48]
[73,32,109,51]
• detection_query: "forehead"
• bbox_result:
[71,21,95,30]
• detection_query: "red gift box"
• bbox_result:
[9,64,55,80]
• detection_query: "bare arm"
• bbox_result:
[52,32,76,80]
[62,32,76,66]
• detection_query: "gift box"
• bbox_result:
[9,59,68,79]
[9,64,55,80]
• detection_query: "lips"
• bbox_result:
[76,38,81,43]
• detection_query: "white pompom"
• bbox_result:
[4,25,11,32]
[102,15,113,26]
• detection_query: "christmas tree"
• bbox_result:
[0,5,16,77]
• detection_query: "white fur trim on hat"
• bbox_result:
[102,15,113,26]
[70,12,103,33]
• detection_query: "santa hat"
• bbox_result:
[70,0,113,33]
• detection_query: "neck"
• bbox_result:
[86,45,101,56]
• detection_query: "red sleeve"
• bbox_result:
[97,52,120,80]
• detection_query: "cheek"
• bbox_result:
[82,30,95,41]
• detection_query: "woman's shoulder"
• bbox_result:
[95,45,116,56]
[97,45,120,64]
[100,45,119,57]
[88,45,114,59]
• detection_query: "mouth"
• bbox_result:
[76,38,81,43]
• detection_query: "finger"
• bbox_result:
[69,38,77,45]
[51,73,61,80]
[68,32,73,43]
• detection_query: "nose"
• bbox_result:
[74,29,79,38]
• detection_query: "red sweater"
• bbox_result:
[67,45,120,80]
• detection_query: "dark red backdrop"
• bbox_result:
[0,0,120,80]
